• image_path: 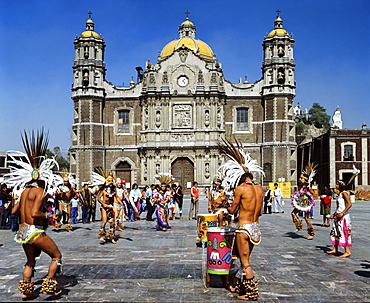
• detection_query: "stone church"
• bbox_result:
[70,12,297,189]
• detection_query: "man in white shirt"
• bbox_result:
[273,183,284,213]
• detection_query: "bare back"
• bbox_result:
[16,187,46,226]
[229,181,263,225]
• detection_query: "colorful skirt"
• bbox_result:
[330,213,352,247]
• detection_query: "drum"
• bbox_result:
[206,227,236,275]
[197,214,218,242]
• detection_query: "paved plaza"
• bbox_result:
[0,196,369,302]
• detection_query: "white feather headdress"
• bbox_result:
[54,168,77,188]
[217,137,264,190]
[154,172,174,185]
[91,168,115,187]
[301,162,318,187]
[4,130,59,193]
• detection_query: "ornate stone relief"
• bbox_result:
[155,110,161,128]
[149,73,156,85]
[162,71,168,84]
[211,73,216,83]
[173,105,192,128]
[205,162,210,179]
[170,133,194,142]
[204,110,210,127]
[179,49,188,63]
[217,106,222,128]
[198,71,204,84]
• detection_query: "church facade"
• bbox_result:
[70,12,297,189]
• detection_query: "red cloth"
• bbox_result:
[191,187,199,198]
[321,196,331,207]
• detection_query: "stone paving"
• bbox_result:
[0,196,369,302]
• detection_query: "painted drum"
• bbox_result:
[196,213,218,242]
[206,227,236,275]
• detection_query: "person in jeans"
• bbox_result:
[189,182,199,220]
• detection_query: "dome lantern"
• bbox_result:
[159,12,215,62]
[81,11,101,38]
[267,10,289,38]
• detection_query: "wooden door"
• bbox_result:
[171,157,194,189]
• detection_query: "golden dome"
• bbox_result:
[267,28,288,37]
[181,20,194,26]
[81,31,101,38]
[86,18,94,23]
[160,37,214,62]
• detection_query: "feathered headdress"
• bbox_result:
[217,137,264,190]
[91,168,116,187]
[300,162,318,186]
[4,129,58,192]
[345,165,360,187]
[154,172,174,185]
[54,167,77,187]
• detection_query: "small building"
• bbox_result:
[298,128,370,192]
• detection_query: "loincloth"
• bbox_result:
[14,223,45,245]
[236,222,261,245]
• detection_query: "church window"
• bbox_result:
[117,110,130,133]
[236,108,249,131]
[343,144,354,161]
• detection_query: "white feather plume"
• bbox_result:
[4,151,59,192]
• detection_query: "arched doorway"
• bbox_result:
[115,161,131,184]
[171,157,194,188]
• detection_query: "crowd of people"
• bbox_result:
[2,132,359,301]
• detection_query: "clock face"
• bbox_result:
[177,76,189,87]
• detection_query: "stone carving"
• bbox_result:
[144,107,149,129]
[149,73,156,85]
[204,110,210,127]
[198,71,204,84]
[171,133,194,142]
[173,105,192,128]
[217,106,221,127]
[162,71,168,84]
[179,49,188,63]
[211,73,216,83]
[155,110,161,128]
[205,162,210,179]
[155,163,160,174]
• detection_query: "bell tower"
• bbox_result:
[261,11,297,185]
[70,12,107,186]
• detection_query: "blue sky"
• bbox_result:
[1,0,369,154]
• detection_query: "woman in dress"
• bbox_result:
[326,180,352,257]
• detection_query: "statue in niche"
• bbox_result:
[144,107,149,129]
[217,107,221,127]
[155,111,161,128]
[149,73,156,85]
[198,71,204,84]
[204,110,210,127]
[278,45,285,57]
[155,164,160,174]
[205,162,210,179]
[211,73,216,83]
[162,71,168,84]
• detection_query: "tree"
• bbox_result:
[46,146,69,171]
[308,103,331,130]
